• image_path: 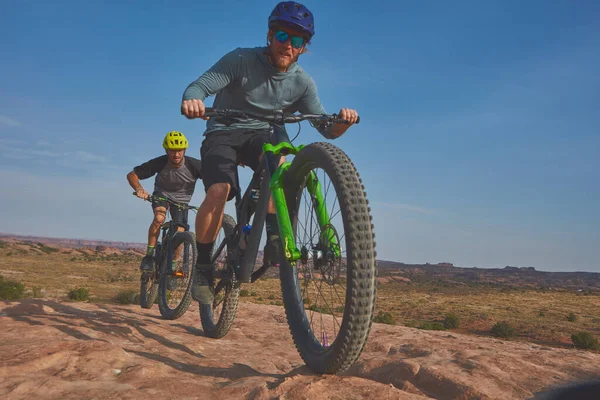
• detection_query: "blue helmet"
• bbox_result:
[268,1,315,39]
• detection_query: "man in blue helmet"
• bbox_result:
[180,1,359,305]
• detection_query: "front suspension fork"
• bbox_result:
[269,158,340,262]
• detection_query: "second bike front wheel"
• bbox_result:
[158,231,197,320]
[279,142,377,374]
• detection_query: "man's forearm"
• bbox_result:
[127,171,143,191]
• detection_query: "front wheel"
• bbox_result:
[158,231,197,320]
[280,142,377,374]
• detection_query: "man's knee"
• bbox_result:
[152,208,167,225]
[204,183,230,206]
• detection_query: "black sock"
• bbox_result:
[266,213,279,239]
[196,241,214,265]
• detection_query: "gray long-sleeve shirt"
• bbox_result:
[182,46,332,137]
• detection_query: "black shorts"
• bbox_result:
[200,128,272,201]
[151,191,189,226]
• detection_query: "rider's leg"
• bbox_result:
[170,207,188,264]
[195,182,230,262]
[141,203,167,271]
[192,131,240,304]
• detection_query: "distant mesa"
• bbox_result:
[504,266,536,272]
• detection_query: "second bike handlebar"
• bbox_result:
[132,192,199,211]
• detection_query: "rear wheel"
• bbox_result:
[280,142,377,374]
[139,254,159,309]
[199,214,241,338]
[158,231,196,320]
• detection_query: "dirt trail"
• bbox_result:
[1,299,599,399]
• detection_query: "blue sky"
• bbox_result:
[1,0,599,272]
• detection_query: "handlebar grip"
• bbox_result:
[132,191,152,201]
[333,116,361,125]
[180,106,214,116]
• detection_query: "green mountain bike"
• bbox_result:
[195,108,377,375]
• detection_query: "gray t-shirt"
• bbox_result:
[182,46,333,138]
[133,155,202,203]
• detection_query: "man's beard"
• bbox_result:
[268,46,298,71]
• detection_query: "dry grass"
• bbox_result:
[0,242,139,302]
[2,240,599,349]
[373,281,600,346]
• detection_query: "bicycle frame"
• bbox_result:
[136,193,194,278]
[212,113,340,283]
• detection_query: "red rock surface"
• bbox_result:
[1,299,599,399]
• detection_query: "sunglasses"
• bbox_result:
[274,30,306,49]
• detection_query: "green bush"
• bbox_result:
[567,312,577,322]
[538,311,545,317]
[0,275,25,300]
[239,289,250,297]
[373,311,395,325]
[419,321,446,331]
[444,313,460,329]
[491,321,516,339]
[68,287,90,301]
[571,331,599,350]
[115,290,139,304]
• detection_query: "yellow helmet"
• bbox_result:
[162,131,188,150]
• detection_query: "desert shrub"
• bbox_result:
[0,275,25,300]
[267,294,276,300]
[373,311,395,325]
[567,312,577,322]
[308,304,331,313]
[116,290,139,304]
[68,287,90,301]
[108,271,135,283]
[538,311,545,317]
[571,331,599,350]
[256,296,263,301]
[6,252,13,256]
[444,313,460,329]
[0,240,6,248]
[239,289,250,297]
[250,291,257,296]
[31,286,43,298]
[38,244,59,254]
[419,321,446,331]
[492,321,516,339]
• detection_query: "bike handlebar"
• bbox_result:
[181,107,360,125]
[131,192,198,211]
